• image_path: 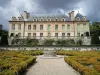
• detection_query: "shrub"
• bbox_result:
[43,39,54,45]
[0,35,8,46]
[0,51,36,75]
[91,33,100,45]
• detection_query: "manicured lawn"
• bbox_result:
[0,50,43,75]
[57,50,100,75]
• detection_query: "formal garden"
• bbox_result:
[0,50,100,75]
[57,50,100,75]
[0,50,43,75]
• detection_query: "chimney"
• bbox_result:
[70,11,75,21]
[28,13,30,18]
[23,11,30,19]
[68,12,71,19]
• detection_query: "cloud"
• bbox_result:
[0,0,45,30]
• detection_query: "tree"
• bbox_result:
[0,35,8,46]
[90,22,100,36]
[0,24,2,36]
[0,25,8,46]
[91,33,100,45]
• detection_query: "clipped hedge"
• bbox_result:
[0,51,36,75]
[57,50,100,75]
[64,57,100,75]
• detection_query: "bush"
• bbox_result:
[77,39,82,45]
[43,39,54,45]
[55,39,66,45]
[0,51,36,75]
[91,33,100,45]
[0,35,8,46]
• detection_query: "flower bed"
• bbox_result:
[0,51,37,75]
[57,51,100,75]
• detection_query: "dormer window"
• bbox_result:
[48,18,51,21]
[77,17,80,21]
[62,18,65,21]
[34,19,37,21]
[83,17,86,21]
[41,18,43,21]
[12,17,17,21]
[56,18,58,21]
[75,17,80,21]
[18,17,20,20]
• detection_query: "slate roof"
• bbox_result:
[75,13,84,20]
[27,14,71,21]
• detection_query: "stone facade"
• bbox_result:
[9,11,90,40]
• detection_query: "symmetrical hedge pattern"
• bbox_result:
[0,50,43,75]
[57,51,100,75]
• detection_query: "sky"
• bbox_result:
[0,0,99,30]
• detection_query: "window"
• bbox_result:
[62,18,65,21]
[40,25,43,30]
[48,19,51,21]
[83,24,86,28]
[55,25,58,30]
[18,33,21,37]
[28,33,31,37]
[77,33,80,36]
[28,25,31,30]
[77,24,80,28]
[62,25,65,30]
[10,33,15,36]
[67,33,70,37]
[55,33,58,37]
[62,33,65,37]
[40,33,43,37]
[41,19,43,21]
[83,17,86,21]
[77,24,80,31]
[48,25,51,30]
[67,24,70,30]
[34,19,37,21]
[33,25,36,30]
[83,24,86,31]
[48,33,51,37]
[18,24,21,30]
[33,33,36,38]
[56,19,58,21]
[12,24,15,30]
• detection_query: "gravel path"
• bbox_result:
[25,57,80,75]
